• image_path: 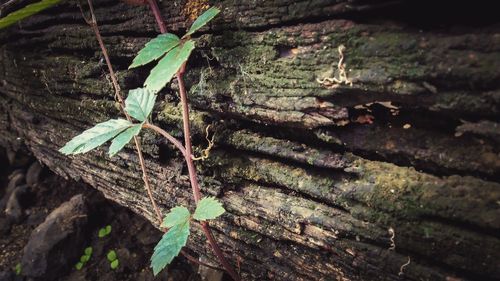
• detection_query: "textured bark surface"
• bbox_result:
[0,1,499,280]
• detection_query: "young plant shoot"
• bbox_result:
[59,6,235,278]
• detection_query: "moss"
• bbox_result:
[344,158,500,230]
[209,150,338,205]
[306,201,317,210]
[156,101,211,136]
[347,159,430,218]
[236,228,263,244]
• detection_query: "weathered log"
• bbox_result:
[0,1,499,280]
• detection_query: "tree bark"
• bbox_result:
[0,1,499,280]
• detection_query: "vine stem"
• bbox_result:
[146,0,166,33]
[79,0,162,224]
[146,2,241,280]
[79,0,222,272]
[144,112,241,281]
[179,62,241,281]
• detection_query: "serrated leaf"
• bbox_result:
[161,206,190,228]
[144,40,195,93]
[108,123,142,156]
[0,0,63,29]
[193,197,225,221]
[184,7,220,37]
[129,33,180,69]
[125,88,157,122]
[59,119,132,155]
[151,221,190,275]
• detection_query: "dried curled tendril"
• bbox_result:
[192,125,215,161]
[317,44,353,87]
[399,256,411,276]
[388,227,396,250]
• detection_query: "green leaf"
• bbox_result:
[110,259,119,270]
[151,221,190,275]
[75,262,83,270]
[161,206,190,228]
[105,225,112,235]
[107,250,117,262]
[144,40,195,93]
[125,88,157,122]
[184,7,220,37]
[0,0,63,30]
[59,119,132,155]
[193,197,225,221]
[84,247,93,256]
[108,123,142,156]
[129,33,180,69]
[80,255,89,263]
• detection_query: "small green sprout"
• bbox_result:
[80,255,89,263]
[75,262,84,270]
[76,246,93,270]
[107,250,117,262]
[84,246,93,256]
[98,225,112,238]
[107,250,119,270]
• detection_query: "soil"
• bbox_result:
[0,148,201,281]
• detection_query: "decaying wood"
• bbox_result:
[0,0,499,280]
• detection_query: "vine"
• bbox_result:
[1,0,239,278]
[62,1,240,280]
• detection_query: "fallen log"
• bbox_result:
[0,0,498,280]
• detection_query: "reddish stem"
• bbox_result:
[145,2,241,280]
[80,0,163,224]
[177,69,241,281]
[146,0,166,33]
[176,69,201,203]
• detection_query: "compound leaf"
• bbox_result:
[161,206,190,228]
[59,119,132,155]
[151,221,190,275]
[0,0,63,29]
[193,197,225,221]
[108,123,142,156]
[144,40,195,93]
[129,33,180,69]
[125,88,157,122]
[184,7,220,37]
